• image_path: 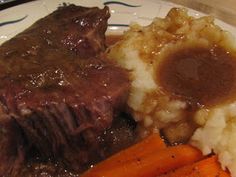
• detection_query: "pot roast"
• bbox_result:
[0,5,134,176]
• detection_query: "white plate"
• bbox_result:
[0,0,17,5]
[1,0,236,45]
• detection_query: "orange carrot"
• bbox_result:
[93,133,166,171]
[81,144,203,177]
[108,133,167,163]
[159,156,230,177]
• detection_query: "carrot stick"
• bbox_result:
[93,133,166,170]
[81,144,203,177]
[108,133,167,163]
[159,156,230,177]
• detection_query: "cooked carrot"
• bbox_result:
[92,133,166,171]
[159,156,230,177]
[107,133,167,163]
[81,144,203,177]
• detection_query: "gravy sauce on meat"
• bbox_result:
[157,46,236,109]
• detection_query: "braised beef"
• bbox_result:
[19,114,136,177]
[0,5,133,176]
[0,111,25,177]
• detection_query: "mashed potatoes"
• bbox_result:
[107,8,236,176]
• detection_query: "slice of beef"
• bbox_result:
[0,111,25,177]
[0,5,131,176]
[19,114,136,177]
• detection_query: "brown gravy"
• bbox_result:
[106,35,122,46]
[157,46,236,108]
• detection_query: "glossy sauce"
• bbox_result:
[106,35,122,46]
[157,46,236,108]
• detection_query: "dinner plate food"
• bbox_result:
[1,0,236,177]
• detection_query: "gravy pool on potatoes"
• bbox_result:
[157,46,236,109]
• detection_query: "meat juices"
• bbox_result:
[0,5,132,176]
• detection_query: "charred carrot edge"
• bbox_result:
[159,155,230,177]
[81,139,203,177]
